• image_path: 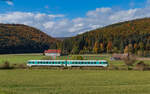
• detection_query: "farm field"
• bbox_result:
[0,70,150,94]
[0,54,150,94]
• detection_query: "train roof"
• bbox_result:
[67,60,107,62]
[28,60,107,62]
[28,60,66,61]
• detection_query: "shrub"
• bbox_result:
[134,61,149,71]
[12,64,17,68]
[123,54,136,70]
[18,64,27,69]
[1,61,12,69]
[107,64,119,70]
[71,56,83,60]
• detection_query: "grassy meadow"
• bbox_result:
[0,70,150,94]
[0,54,150,94]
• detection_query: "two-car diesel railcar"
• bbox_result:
[27,60,108,67]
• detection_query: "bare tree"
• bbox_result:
[123,54,136,70]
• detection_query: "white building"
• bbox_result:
[44,49,61,57]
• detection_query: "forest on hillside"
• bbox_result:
[0,24,58,54]
[1,18,150,55]
[60,18,150,56]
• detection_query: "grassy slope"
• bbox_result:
[0,70,150,94]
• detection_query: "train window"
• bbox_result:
[104,62,107,64]
[37,61,39,64]
[99,62,101,64]
[94,62,96,64]
[52,62,54,64]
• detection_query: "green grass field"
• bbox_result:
[1,70,150,94]
[0,54,150,94]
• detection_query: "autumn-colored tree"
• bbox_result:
[139,42,144,51]
[113,47,118,53]
[99,43,104,53]
[93,41,99,54]
[146,42,150,50]
[128,44,133,53]
[124,46,129,54]
[107,41,112,53]
[134,43,138,54]
[71,46,79,54]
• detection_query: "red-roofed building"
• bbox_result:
[44,49,61,56]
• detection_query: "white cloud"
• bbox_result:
[1,2,150,37]
[6,1,13,6]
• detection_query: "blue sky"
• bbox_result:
[0,0,150,37]
[0,0,147,18]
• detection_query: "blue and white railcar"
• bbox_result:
[67,60,108,67]
[27,60,67,67]
[27,60,108,67]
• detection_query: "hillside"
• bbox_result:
[0,24,58,54]
[62,18,150,56]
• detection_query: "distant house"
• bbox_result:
[44,49,61,57]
